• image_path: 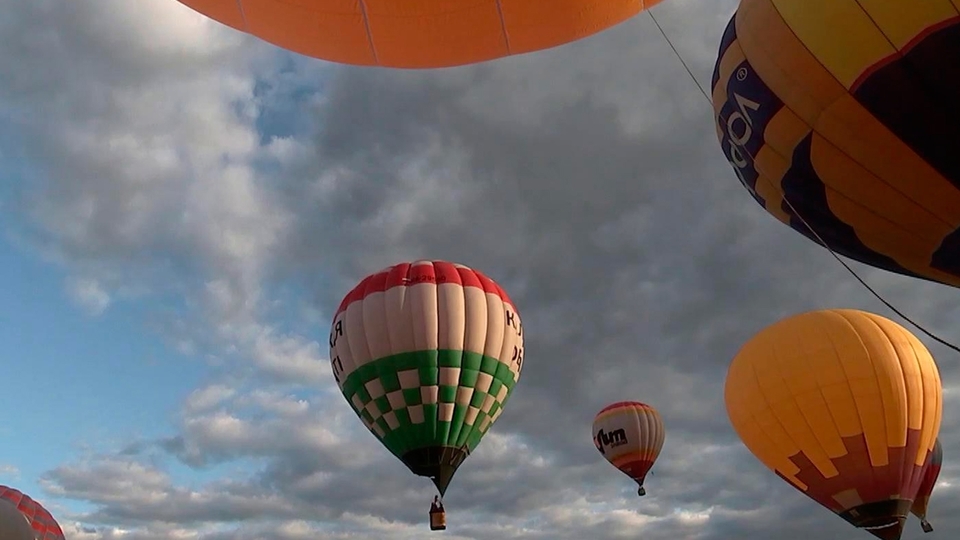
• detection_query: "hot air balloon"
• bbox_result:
[329,260,523,527]
[177,0,666,68]
[911,437,942,533]
[592,401,665,496]
[725,309,942,540]
[712,0,960,289]
[0,486,65,540]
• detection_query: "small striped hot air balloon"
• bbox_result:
[725,309,943,540]
[911,437,942,533]
[0,486,65,540]
[329,260,524,528]
[592,401,665,496]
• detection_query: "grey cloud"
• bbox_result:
[4,0,960,539]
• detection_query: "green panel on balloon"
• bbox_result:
[340,349,518,456]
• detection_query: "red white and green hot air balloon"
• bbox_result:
[592,401,665,496]
[0,485,65,540]
[329,260,524,498]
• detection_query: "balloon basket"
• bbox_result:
[921,519,933,533]
[429,508,447,531]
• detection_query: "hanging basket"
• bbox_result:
[429,506,447,531]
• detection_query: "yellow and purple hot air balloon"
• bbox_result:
[713,0,960,289]
[592,401,665,497]
[725,309,943,540]
[177,0,668,68]
[329,260,524,526]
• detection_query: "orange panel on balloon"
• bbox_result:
[177,0,663,68]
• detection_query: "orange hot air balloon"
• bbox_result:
[911,437,941,533]
[177,0,666,68]
[725,309,943,540]
[592,401,665,496]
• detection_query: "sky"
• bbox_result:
[1,0,959,538]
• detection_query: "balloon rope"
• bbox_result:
[647,11,712,103]
[646,10,960,355]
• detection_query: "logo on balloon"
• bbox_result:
[723,90,761,186]
[594,428,627,455]
[716,58,782,204]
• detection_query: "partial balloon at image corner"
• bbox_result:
[713,1,960,291]
[0,485,64,540]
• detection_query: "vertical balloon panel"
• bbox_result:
[910,437,942,532]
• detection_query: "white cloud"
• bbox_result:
[67,277,111,315]
[184,385,237,415]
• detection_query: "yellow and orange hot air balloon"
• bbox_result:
[592,401,665,496]
[725,309,942,540]
[177,0,667,68]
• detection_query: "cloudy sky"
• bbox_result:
[1,0,958,538]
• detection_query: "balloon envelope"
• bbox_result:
[712,0,960,289]
[329,260,523,495]
[178,0,665,68]
[592,401,664,496]
[0,485,65,540]
[725,309,942,540]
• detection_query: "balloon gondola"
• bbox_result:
[429,495,446,531]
